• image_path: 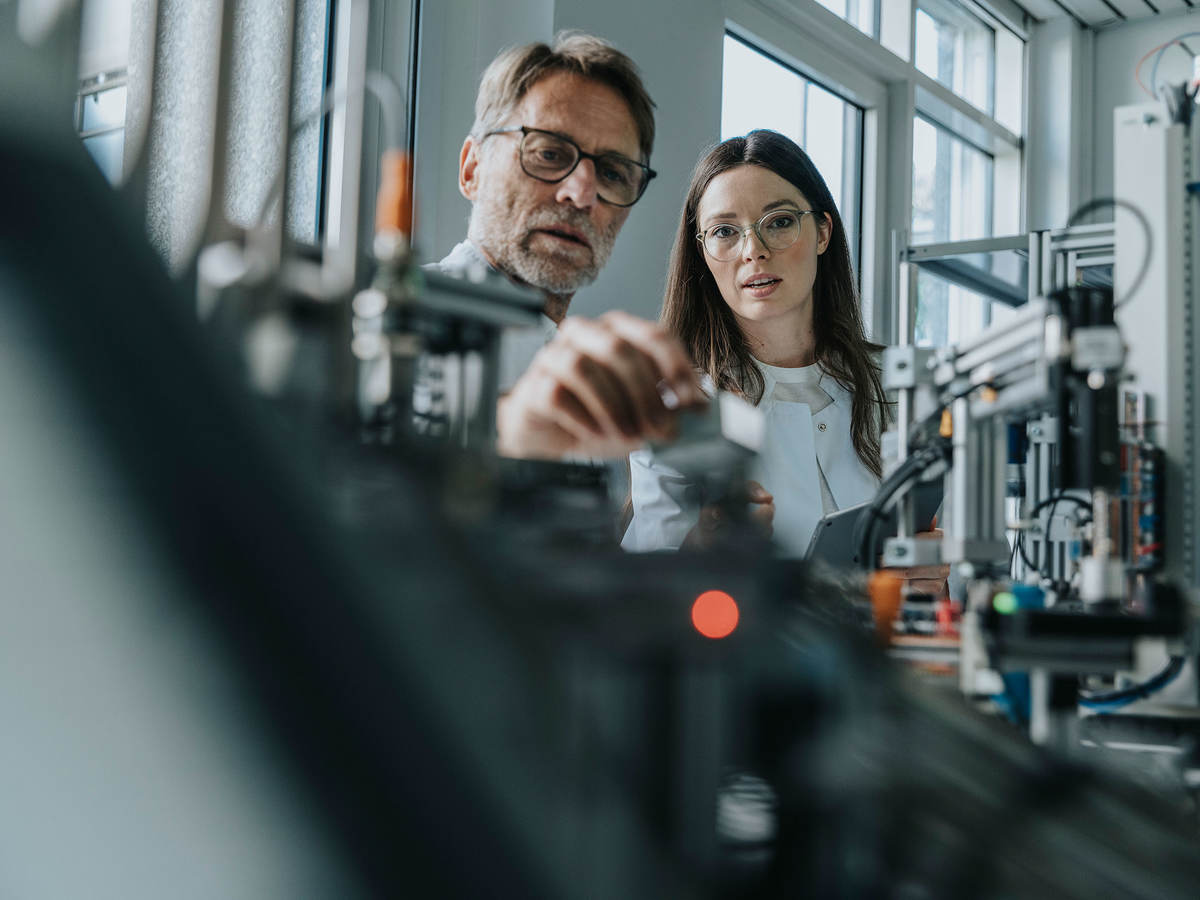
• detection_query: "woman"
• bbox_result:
[623,129,888,555]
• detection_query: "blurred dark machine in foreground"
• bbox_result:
[3,6,1200,899]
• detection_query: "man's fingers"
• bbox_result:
[749,500,775,535]
[746,480,773,504]
[499,312,706,460]
[534,339,639,440]
[592,311,706,407]
[750,501,775,525]
[558,318,670,437]
[525,369,605,440]
[699,504,723,532]
[496,376,598,458]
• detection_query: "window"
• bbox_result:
[73,0,341,267]
[912,116,998,347]
[76,70,128,184]
[814,0,875,39]
[911,116,991,246]
[721,35,864,266]
[915,0,994,116]
[723,0,1025,346]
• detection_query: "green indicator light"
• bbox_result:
[993,592,1018,615]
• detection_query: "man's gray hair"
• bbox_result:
[471,31,656,162]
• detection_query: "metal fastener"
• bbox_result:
[817,422,827,432]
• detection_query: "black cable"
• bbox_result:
[1079,656,1185,709]
[1016,527,1038,574]
[1043,495,1062,583]
[1014,492,1092,584]
[855,439,951,568]
[1065,198,1153,307]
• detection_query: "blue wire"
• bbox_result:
[1078,656,1185,710]
[1150,33,1200,99]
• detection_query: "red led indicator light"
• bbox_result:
[692,590,739,639]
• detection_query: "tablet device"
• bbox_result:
[805,480,943,568]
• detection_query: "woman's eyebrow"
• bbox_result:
[701,199,797,228]
[760,198,799,212]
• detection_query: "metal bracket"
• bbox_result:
[1027,417,1058,444]
[883,346,937,390]
[883,535,944,568]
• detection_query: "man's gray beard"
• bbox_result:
[469,202,617,295]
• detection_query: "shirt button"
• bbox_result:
[817,422,827,432]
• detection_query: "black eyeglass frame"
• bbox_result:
[695,208,823,261]
[482,126,657,208]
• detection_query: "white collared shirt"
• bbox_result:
[622,359,879,556]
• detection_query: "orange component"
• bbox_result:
[867,571,904,645]
[375,149,414,237]
[935,598,961,636]
[939,408,953,438]
[691,590,739,639]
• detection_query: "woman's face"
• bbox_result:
[694,164,830,329]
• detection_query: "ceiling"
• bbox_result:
[1015,0,1197,29]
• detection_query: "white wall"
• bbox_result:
[79,0,132,77]
[1025,17,1091,230]
[412,0,555,281]
[552,0,725,319]
[1092,11,1200,209]
[413,0,724,322]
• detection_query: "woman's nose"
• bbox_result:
[742,227,769,260]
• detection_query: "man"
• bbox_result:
[429,32,704,460]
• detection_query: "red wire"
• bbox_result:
[1135,39,1178,98]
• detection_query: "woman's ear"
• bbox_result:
[816,212,833,255]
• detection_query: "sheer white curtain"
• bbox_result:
[124,0,326,272]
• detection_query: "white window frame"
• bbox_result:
[724,0,1027,345]
[720,32,866,269]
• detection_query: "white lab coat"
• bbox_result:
[622,363,880,556]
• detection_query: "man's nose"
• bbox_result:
[555,158,599,209]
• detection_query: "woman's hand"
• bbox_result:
[682,481,775,549]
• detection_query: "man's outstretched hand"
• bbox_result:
[497,310,707,459]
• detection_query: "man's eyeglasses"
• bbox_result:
[697,208,822,262]
[482,126,656,208]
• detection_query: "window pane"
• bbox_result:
[994,27,1023,136]
[721,36,805,144]
[722,35,863,263]
[912,115,994,346]
[915,0,994,115]
[815,0,875,38]
[911,116,991,244]
[914,272,993,347]
[83,131,125,184]
[880,0,912,61]
[805,82,845,213]
[81,84,127,133]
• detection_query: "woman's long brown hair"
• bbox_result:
[662,130,887,477]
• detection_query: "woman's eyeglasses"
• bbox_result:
[697,208,821,261]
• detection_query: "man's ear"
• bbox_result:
[459,136,480,202]
[816,211,833,255]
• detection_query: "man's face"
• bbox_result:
[460,71,642,296]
